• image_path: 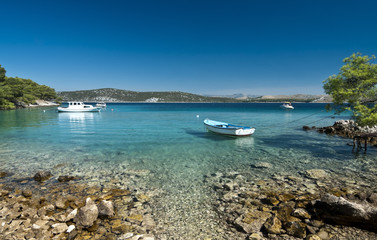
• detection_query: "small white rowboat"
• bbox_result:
[204,119,255,136]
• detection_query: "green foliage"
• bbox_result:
[0,65,59,110]
[0,65,5,82]
[323,53,377,126]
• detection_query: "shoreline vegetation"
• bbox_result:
[0,65,61,110]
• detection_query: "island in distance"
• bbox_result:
[57,88,332,103]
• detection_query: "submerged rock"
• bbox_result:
[305,169,328,179]
[58,175,78,182]
[33,170,52,182]
[252,162,272,169]
[0,171,8,178]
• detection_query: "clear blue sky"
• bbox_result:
[1,0,377,95]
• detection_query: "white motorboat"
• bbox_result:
[280,102,294,110]
[57,102,101,112]
[96,102,106,108]
[204,119,255,136]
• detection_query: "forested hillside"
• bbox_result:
[58,88,238,102]
[0,65,59,109]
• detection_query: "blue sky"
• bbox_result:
[1,0,377,95]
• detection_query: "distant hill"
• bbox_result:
[204,93,262,100]
[246,94,332,103]
[57,88,332,103]
[57,88,239,103]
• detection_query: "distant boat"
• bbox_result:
[280,102,294,110]
[96,102,107,108]
[204,119,255,136]
[57,102,101,112]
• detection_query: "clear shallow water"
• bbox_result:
[1,103,376,237]
[0,103,368,171]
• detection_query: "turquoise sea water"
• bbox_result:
[1,103,376,237]
[0,103,368,172]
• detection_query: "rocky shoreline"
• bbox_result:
[2,164,377,239]
[205,166,377,240]
[0,170,156,240]
[28,100,59,108]
[304,120,377,148]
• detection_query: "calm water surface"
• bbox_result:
[0,103,375,237]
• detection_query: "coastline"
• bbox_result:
[28,100,59,108]
[1,105,377,239]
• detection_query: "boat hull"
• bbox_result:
[280,106,294,110]
[57,107,101,112]
[204,119,255,136]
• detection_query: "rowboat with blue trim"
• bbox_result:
[203,119,255,136]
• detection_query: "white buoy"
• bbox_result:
[196,115,199,118]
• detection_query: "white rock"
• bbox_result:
[52,223,68,234]
[66,208,78,222]
[66,224,75,233]
[119,232,133,239]
[32,224,41,229]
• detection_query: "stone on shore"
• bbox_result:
[284,221,306,238]
[66,208,78,222]
[235,209,271,234]
[74,198,98,228]
[98,200,115,218]
[22,189,32,198]
[55,197,68,209]
[51,223,68,234]
[263,215,282,234]
[292,208,311,219]
[314,193,377,231]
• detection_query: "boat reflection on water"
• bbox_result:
[58,112,95,122]
[235,136,254,148]
[58,112,97,133]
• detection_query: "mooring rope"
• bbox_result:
[258,109,334,130]
[302,113,337,126]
